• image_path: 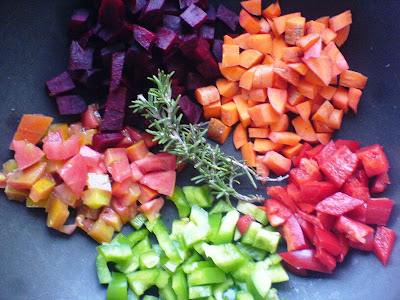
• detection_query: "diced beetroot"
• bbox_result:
[206,4,216,24]
[46,72,76,96]
[163,15,183,34]
[155,27,178,54]
[334,215,374,244]
[315,192,364,216]
[138,0,166,28]
[315,140,337,166]
[373,226,395,266]
[69,9,91,39]
[299,181,339,204]
[129,0,147,15]
[100,43,125,68]
[216,4,239,31]
[125,43,152,67]
[110,52,125,91]
[140,170,176,197]
[335,139,360,152]
[349,232,374,251]
[356,144,389,177]
[99,86,127,132]
[56,95,87,116]
[135,152,177,173]
[187,72,207,91]
[98,0,125,29]
[365,198,394,226]
[92,132,125,152]
[179,0,209,10]
[68,41,94,71]
[77,69,104,92]
[196,52,221,79]
[133,25,157,52]
[371,172,391,194]
[212,39,223,62]
[165,53,187,83]
[178,95,203,124]
[199,24,215,46]
[320,146,359,188]
[164,1,180,15]
[180,4,207,30]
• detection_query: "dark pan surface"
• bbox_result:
[0,1,399,299]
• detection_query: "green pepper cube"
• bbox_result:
[187,267,226,286]
[139,250,160,269]
[97,244,133,264]
[155,270,170,289]
[183,260,216,274]
[152,218,183,264]
[207,213,222,243]
[126,269,159,296]
[246,266,272,300]
[106,272,127,300]
[209,199,234,214]
[172,270,189,300]
[237,201,269,225]
[241,221,262,245]
[183,185,214,208]
[236,290,254,300]
[115,256,139,274]
[167,186,191,218]
[189,285,213,299]
[203,243,247,273]
[110,233,134,247]
[127,229,149,245]
[231,261,256,282]
[214,210,240,244]
[142,296,158,300]
[213,277,234,299]
[236,242,267,262]
[130,213,147,230]
[267,263,289,283]
[96,254,111,284]
[252,228,281,253]
[159,285,178,300]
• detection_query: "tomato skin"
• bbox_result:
[356,144,389,177]
[43,135,81,160]
[279,249,332,274]
[237,215,256,235]
[140,197,164,222]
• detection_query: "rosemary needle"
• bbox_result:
[130,70,287,203]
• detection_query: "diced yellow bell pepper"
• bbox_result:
[88,218,114,244]
[26,196,49,208]
[46,197,69,230]
[29,176,55,202]
[81,188,112,209]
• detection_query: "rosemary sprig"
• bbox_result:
[130,70,287,203]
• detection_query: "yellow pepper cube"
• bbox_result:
[29,176,55,202]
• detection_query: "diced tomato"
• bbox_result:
[315,246,337,271]
[110,197,138,224]
[46,197,70,231]
[104,148,128,166]
[12,140,45,170]
[288,158,322,187]
[130,162,144,182]
[126,140,150,162]
[292,143,313,167]
[140,197,165,222]
[320,146,359,188]
[373,226,396,266]
[124,126,143,143]
[57,154,88,198]
[349,232,374,251]
[142,132,158,148]
[99,206,123,232]
[88,218,114,244]
[299,181,338,204]
[264,199,292,226]
[76,203,101,220]
[370,173,390,194]
[6,161,47,190]
[334,215,374,244]
[12,114,53,146]
[365,198,394,226]
[279,249,332,273]
[138,184,159,204]
[139,170,176,197]
[112,179,133,198]
[43,135,81,160]
[315,140,337,166]
[356,144,389,177]
[335,139,360,152]
[315,192,364,216]
[237,215,256,235]
[282,215,309,251]
[314,227,342,256]
[81,104,101,129]
[79,145,101,167]
[109,160,132,183]
[267,185,297,212]
[53,183,78,208]
[135,152,177,174]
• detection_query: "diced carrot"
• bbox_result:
[239,49,264,69]
[332,86,349,113]
[297,79,320,99]
[239,9,262,34]
[313,93,325,105]
[322,28,337,45]
[247,103,280,127]
[327,108,343,129]
[234,33,250,50]
[324,41,349,77]
[262,150,292,175]
[303,36,322,60]
[255,155,270,180]
[339,70,368,89]
[313,120,334,133]
[295,33,320,51]
[195,85,220,106]
[207,118,231,144]
[224,35,237,45]
[246,34,273,55]
[270,113,290,132]
[241,0,262,16]
[330,75,338,85]
[329,10,352,32]
[273,12,302,35]
[233,123,248,149]
[311,100,335,123]
[282,46,303,63]
[241,142,256,167]
[316,133,332,145]
[315,16,330,27]
[285,103,298,115]
[285,16,306,45]
[266,18,279,37]
[252,64,274,88]
[203,101,222,120]
[221,44,240,68]
[334,25,350,47]
[303,50,333,86]
[267,87,287,114]
[239,66,257,90]
[296,100,312,121]
[233,94,252,127]
[221,101,240,126]
[216,78,240,98]
[262,1,281,19]
[319,85,337,100]
[253,139,283,153]
[262,54,275,65]
[248,127,270,138]
[219,65,247,81]
[249,88,267,102]
[242,88,250,100]
[247,100,259,107]
[272,73,288,90]
[271,36,287,60]
[292,115,318,143]
[287,62,309,76]
[13,114,54,146]
[273,60,300,86]
[259,18,271,33]
[348,87,362,113]
[305,20,326,35]
[269,131,301,146]
[304,70,326,86]
[281,143,303,159]
[221,97,232,105]
[286,85,305,106]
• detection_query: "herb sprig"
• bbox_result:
[131,71,287,203]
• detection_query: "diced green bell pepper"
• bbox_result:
[189,285,213,299]
[241,221,262,245]
[96,253,112,284]
[139,249,160,269]
[97,244,133,264]
[207,213,222,243]
[236,242,267,262]
[183,260,216,274]
[127,229,149,245]
[236,201,269,225]
[212,276,234,300]
[231,261,256,282]
[214,210,240,244]
[187,267,226,286]
[183,185,214,208]
[130,213,147,230]
[209,199,234,214]
[203,243,247,273]
[106,272,127,300]
[246,266,271,300]
[126,269,159,296]
[235,291,254,300]
[159,284,178,300]
[266,264,289,283]
[167,186,191,218]
[172,270,189,300]
[110,233,135,247]
[252,228,281,253]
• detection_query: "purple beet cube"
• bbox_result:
[98,0,125,29]
[180,4,207,30]
[164,1,180,15]
[165,54,187,83]
[191,36,211,63]
[179,0,209,10]
[206,5,216,24]
[186,72,206,91]
[100,43,125,68]
[99,86,127,132]
[79,69,104,91]
[69,9,90,39]
[172,86,186,100]
[199,25,215,47]
[129,0,146,15]
[46,72,76,96]
[212,39,223,62]
[163,15,183,34]
[110,52,125,91]
[216,4,238,31]
[179,95,203,124]
[138,0,166,28]
[155,27,178,54]
[92,132,125,152]
[125,43,152,67]
[196,52,220,79]
[68,41,94,71]
[133,25,157,52]
[178,33,198,57]
[56,95,87,115]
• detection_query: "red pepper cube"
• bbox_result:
[279,249,332,274]
[315,192,364,216]
[370,172,391,193]
[314,227,342,256]
[373,226,396,266]
[282,215,309,251]
[349,232,374,251]
[264,199,292,227]
[334,215,374,244]
[365,198,394,226]
[267,185,297,212]
[315,246,337,271]
[356,144,389,177]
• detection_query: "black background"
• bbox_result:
[0,1,399,299]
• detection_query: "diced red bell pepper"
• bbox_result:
[289,158,322,187]
[334,215,374,244]
[265,199,293,226]
[292,143,313,167]
[297,210,324,229]
[349,232,374,251]
[345,203,366,223]
[317,211,337,230]
[279,249,332,274]
[315,246,337,271]
[296,202,315,214]
[314,227,342,256]
[281,260,309,276]
[365,198,394,226]
[305,144,324,159]
[315,140,337,166]
[282,215,309,251]
[299,181,338,204]
[370,173,390,194]
[342,186,370,202]
[336,233,350,262]
[286,183,301,204]
[356,144,389,177]
[267,185,297,212]
[335,139,360,152]
[57,154,88,198]
[373,226,396,266]
[237,215,256,235]
[12,140,45,170]
[315,192,364,216]
[294,214,315,243]
[320,146,359,188]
